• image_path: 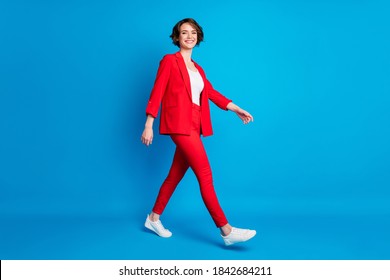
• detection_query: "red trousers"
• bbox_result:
[152,104,228,227]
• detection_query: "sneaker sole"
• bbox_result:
[224,231,257,246]
[144,220,172,238]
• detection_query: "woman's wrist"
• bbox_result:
[227,102,239,112]
[145,114,155,128]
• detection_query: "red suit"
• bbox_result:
[146,52,232,227]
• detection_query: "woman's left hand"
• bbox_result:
[227,102,254,124]
[235,108,254,124]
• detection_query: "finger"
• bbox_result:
[245,115,253,122]
[243,111,253,119]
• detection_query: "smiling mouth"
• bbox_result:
[185,40,195,43]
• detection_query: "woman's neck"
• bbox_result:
[180,48,193,64]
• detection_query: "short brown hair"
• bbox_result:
[170,18,204,48]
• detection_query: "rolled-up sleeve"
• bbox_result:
[145,56,172,118]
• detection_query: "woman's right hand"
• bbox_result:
[141,126,153,146]
[141,114,155,146]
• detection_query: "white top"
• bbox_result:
[187,68,204,105]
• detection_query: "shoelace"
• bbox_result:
[153,220,169,232]
[231,227,250,235]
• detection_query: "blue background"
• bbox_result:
[1,0,389,259]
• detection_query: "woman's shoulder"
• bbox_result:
[160,53,177,62]
[155,53,176,68]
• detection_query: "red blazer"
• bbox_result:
[146,52,232,137]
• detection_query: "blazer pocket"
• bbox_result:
[164,99,177,108]
[163,93,178,108]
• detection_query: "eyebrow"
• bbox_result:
[181,30,197,32]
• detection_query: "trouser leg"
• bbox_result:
[152,147,189,215]
[171,133,228,228]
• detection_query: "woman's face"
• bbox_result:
[178,23,198,50]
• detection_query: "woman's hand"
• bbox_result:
[227,102,254,124]
[141,126,153,146]
[235,108,254,124]
[141,115,155,146]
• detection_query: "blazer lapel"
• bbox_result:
[175,52,192,100]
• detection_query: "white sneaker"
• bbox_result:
[144,215,172,238]
[222,227,256,246]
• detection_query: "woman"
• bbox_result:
[141,18,256,246]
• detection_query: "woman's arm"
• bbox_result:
[227,102,254,124]
[142,55,173,146]
[141,114,155,146]
[146,55,172,118]
[205,77,253,124]
[204,78,232,110]
[204,77,253,124]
